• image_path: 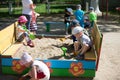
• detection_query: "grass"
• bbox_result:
[0,0,82,18]
[0,3,67,18]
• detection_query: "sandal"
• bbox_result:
[27,40,34,47]
[75,54,84,60]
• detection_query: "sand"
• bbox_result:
[14,37,74,60]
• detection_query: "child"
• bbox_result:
[84,13,90,29]
[30,4,40,34]
[74,4,84,28]
[70,19,80,43]
[83,13,91,36]
[64,8,73,35]
[19,52,50,80]
[89,7,97,27]
[72,26,92,59]
[16,15,34,47]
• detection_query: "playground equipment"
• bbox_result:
[0,21,103,78]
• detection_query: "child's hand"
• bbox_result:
[35,12,40,17]
[65,35,71,39]
[33,4,36,9]
[73,51,79,56]
[27,30,31,34]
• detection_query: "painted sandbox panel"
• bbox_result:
[2,66,95,77]
[2,58,96,69]
[1,57,96,77]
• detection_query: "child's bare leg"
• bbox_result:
[73,41,81,55]
[23,33,34,47]
[75,44,90,60]
[74,41,79,52]
[80,44,90,55]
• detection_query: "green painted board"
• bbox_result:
[50,69,95,77]
[2,66,95,77]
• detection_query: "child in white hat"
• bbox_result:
[20,52,50,80]
[72,27,92,59]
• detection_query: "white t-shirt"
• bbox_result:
[77,34,92,47]
[22,0,33,15]
[32,60,50,80]
[16,25,24,39]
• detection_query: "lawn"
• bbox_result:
[0,0,82,18]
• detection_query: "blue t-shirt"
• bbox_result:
[74,9,84,28]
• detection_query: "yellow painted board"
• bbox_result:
[0,22,16,54]
[2,43,22,57]
[0,23,15,38]
[0,35,15,54]
[85,46,96,60]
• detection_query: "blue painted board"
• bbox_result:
[2,58,96,69]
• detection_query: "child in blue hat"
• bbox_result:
[64,8,73,35]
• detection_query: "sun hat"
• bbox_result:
[76,4,81,7]
[76,4,81,9]
[66,8,73,14]
[89,7,94,10]
[18,15,28,23]
[84,16,89,20]
[72,26,83,35]
[71,19,79,26]
[20,52,32,65]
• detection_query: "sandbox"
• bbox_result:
[1,21,102,78]
[1,36,96,77]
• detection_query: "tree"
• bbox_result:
[90,0,102,15]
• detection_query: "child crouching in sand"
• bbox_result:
[72,26,92,59]
[19,52,50,80]
[16,15,34,47]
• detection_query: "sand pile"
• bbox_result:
[14,37,74,60]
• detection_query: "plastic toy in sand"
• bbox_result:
[22,25,36,40]
[61,47,67,57]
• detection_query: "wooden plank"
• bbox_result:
[2,66,29,75]
[0,22,15,39]
[50,69,95,77]
[94,23,102,56]
[85,48,96,60]
[2,58,95,69]
[91,22,103,70]
[0,22,15,54]
[44,60,96,69]
[2,66,95,77]
[0,35,15,54]
[84,22,103,61]
[2,43,22,57]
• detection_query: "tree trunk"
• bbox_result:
[90,0,102,15]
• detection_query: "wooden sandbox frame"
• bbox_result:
[0,21,103,78]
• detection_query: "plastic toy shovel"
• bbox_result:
[22,25,36,40]
[29,33,36,40]
[61,47,67,57]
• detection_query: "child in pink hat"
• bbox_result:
[20,52,50,80]
[16,15,34,47]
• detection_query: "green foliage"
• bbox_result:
[0,0,83,18]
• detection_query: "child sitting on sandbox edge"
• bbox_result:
[16,15,34,47]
